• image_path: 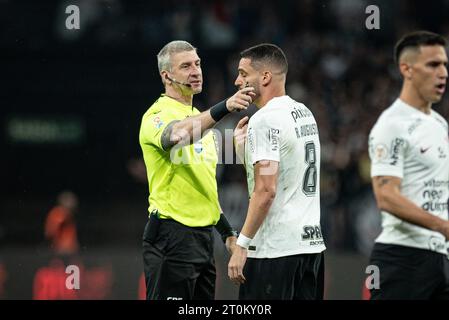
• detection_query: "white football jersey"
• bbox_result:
[244,95,326,258]
[369,99,449,254]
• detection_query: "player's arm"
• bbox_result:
[240,160,279,239]
[228,160,279,284]
[161,87,255,151]
[372,176,449,238]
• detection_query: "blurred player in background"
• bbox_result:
[368,31,449,299]
[228,44,326,300]
[139,40,255,300]
[45,191,79,256]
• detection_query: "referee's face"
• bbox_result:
[410,45,448,104]
[169,50,203,94]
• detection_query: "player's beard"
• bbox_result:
[248,80,261,105]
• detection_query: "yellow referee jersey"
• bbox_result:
[139,95,220,227]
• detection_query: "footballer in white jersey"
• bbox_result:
[228,43,325,300]
[369,98,449,254]
[244,95,326,258]
[367,31,449,300]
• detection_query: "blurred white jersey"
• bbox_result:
[244,95,326,259]
[369,99,449,255]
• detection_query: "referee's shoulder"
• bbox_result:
[143,100,165,118]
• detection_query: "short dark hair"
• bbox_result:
[240,43,288,74]
[394,31,447,65]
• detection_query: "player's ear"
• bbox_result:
[399,62,413,80]
[261,71,272,86]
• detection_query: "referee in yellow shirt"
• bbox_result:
[139,40,255,300]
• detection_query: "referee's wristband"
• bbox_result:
[215,213,238,243]
[236,234,252,250]
[210,99,230,122]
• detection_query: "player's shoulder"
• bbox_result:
[147,95,170,113]
[370,100,409,136]
[249,107,281,129]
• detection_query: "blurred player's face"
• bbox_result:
[408,45,448,104]
[235,58,261,101]
[168,50,202,94]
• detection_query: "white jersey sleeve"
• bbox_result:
[369,120,407,179]
[247,115,281,165]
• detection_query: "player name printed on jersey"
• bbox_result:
[244,95,325,259]
[295,123,319,138]
[369,99,449,254]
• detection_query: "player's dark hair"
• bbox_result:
[394,31,447,65]
[240,43,288,74]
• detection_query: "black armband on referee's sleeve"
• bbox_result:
[209,99,230,122]
[214,213,238,243]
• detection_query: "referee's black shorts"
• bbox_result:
[369,243,449,300]
[239,252,325,300]
[142,216,215,300]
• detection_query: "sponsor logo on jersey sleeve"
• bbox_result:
[389,138,405,165]
[268,128,279,152]
[247,127,255,153]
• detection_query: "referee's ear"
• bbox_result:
[160,70,169,86]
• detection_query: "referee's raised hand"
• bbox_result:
[226,87,256,112]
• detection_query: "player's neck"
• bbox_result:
[164,87,193,106]
[399,85,432,115]
[256,88,286,109]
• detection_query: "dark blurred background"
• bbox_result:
[1,0,449,299]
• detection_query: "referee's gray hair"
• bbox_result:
[157,40,197,73]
